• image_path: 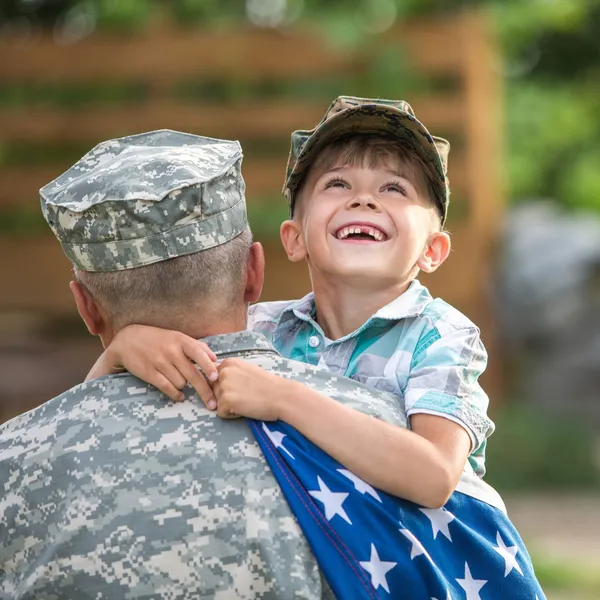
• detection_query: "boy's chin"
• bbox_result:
[324,265,399,287]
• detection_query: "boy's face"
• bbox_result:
[281,158,450,291]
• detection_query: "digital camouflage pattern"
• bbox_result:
[283,96,451,223]
[0,331,507,600]
[0,331,411,600]
[40,130,248,272]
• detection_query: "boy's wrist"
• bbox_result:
[104,345,125,374]
[275,378,315,424]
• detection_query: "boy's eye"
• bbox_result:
[382,181,407,195]
[324,177,349,190]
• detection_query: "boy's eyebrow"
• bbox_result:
[321,165,417,184]
[325,166,411,176]
[384,168,413,179]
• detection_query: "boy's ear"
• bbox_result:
[70,280,106,336]
[417,231,451,273]
[280,219,307,262]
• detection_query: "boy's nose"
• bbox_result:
[347,194,381,212]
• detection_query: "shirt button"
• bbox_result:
[308,335,320,348]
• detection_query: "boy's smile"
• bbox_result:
[333,222,388,242]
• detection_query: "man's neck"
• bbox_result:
[102,314,248,348]
[311,277,413,340]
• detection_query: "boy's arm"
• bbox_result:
[86,325,220,407]
[214,359,471,509]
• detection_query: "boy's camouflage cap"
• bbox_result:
[284,96,451,223]
[40,130,248,272]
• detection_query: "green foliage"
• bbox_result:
[489,0,600,212]
[505,81,600,209]
[95,0,153,30]
[485,405,600,491]
[531,552,600,596]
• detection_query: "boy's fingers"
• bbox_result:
[193,377,218,411]
[155,362,188,392]
[197,341,218,363]
[178,361,217,410]
[183,341,219,382]
[217,404,240,420]
[151,372,185,403]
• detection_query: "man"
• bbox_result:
[0,130,408,599]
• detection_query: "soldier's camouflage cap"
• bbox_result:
[40,130,248,272]
[284,96,451,224]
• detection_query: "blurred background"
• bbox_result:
[1,0,599,596]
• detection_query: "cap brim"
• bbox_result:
[286,104,448,218]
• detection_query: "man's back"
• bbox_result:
[0,332,405,599]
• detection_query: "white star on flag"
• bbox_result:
[456,562,487,600]
[494,531,523,576]
[262,422,294,459]
[431,590,452,600]
[419,507,455,541]
[359,543,397,593]
[338,469,382,502]
[399,528,432,561]
[309,476,352,524]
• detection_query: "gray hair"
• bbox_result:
[74,228,253,330]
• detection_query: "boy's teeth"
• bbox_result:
[335,225,385,240]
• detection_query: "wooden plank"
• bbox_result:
[0,28,360,84]
[0,236,311,313]
[0,95,464,144]
[0,19,466,85]
[383,18,467,74]
[461,12,504,233]
[0,237,75,313]
[0,153,469,210]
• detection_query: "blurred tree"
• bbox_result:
[2,0,600,212]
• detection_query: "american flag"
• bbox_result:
[250,419,546,600]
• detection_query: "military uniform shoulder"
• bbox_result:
[0,374,143,434]
[420,296,480,332]
[248,300,298,323]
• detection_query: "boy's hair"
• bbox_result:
[74,228,253,331]
[293,133,442,224]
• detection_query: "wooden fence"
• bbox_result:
[0,11,504,407]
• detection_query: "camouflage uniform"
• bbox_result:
[0,330,414,599]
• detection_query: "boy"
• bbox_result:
[89,96,494,509]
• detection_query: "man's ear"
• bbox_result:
[244,242,265,304]
[280,219,306,262]
[417,231,451,273]
[70,280,106,336]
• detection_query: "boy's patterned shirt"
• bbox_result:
[249,280,495,477]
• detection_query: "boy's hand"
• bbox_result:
[98,324,220,407]
[214,359,288,421]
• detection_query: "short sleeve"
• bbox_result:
[402,325,495,455]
